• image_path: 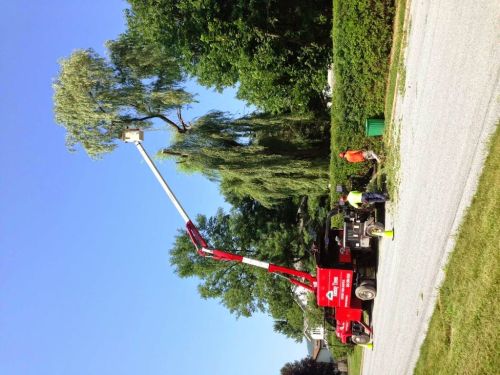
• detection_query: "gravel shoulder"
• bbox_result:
[362,1,500,374]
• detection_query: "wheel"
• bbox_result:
[359,279,376,287]
[355,283,377,301]
[351,333,371,345]
[366,222,385,236]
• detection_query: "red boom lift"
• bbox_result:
[122,129,375,345]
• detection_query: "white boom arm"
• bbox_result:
[122,129,191,224]
[121,129,317,292]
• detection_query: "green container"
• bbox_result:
[365,118,385,137]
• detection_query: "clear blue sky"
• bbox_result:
[0,1,307,374]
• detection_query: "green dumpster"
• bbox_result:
[365,118,385,137]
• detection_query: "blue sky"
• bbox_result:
[0,1,306,374]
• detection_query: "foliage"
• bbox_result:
[106,31,182,87]
[53,48,193,158]
[125,0,332,113]
[280,356,339,375]
[347,345,363,375]
[303,294,326,330]
[327,332,354,360]
[329,0,395,198]
[159,111,330,207]
[414,126,500,374]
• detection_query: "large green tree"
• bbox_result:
[53,49,193,158]
[160,111,330,206]
[124,0,332,113]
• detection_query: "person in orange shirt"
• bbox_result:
[338,149,380,163]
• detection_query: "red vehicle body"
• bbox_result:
[316,240,374,344]
[314,205,380,345]
[318,267,363,343]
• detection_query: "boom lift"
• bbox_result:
[122,129,375,345]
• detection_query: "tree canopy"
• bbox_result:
[124,0,332,113]
[53,48,193,158]
[159,111,330,206]
[281,357,339,375]
[169,197,319,340]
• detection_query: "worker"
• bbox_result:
[340,191,388,209]
[339,149,380,163]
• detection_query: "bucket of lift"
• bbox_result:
[122,129,144,143]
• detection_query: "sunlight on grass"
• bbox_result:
[414,126,499,375]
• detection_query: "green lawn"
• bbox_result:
[414,126,500,374]
[381,0,408,197]
[347,346,363,375]
[384,0,409,127]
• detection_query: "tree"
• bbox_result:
[169,198,314,341]
[53,48,193,158]
[106,31,182,90]
[159,111,330,206]
[124,0,332,113]
[281,357,339,375]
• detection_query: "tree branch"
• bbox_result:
[86,90,186,134]
[88,91,108,114]
[214,262,240,282]
[123,114,186,133]
[160,149,189,158]
[176,108,190,131]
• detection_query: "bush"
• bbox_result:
[329,0,395,193]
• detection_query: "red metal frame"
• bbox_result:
[186,220,317,291]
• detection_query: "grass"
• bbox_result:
[384,0,409,125]
[329,0,395,204]
[382,0,409,197]
[414,125,500,374]
[347,346,363,375]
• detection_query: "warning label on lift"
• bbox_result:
[316,268,353,308]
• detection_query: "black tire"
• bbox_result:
[355,284,377,301]
[366,222,385,237]
[351,333,371,345]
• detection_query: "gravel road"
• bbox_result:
[362,1,499,374]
